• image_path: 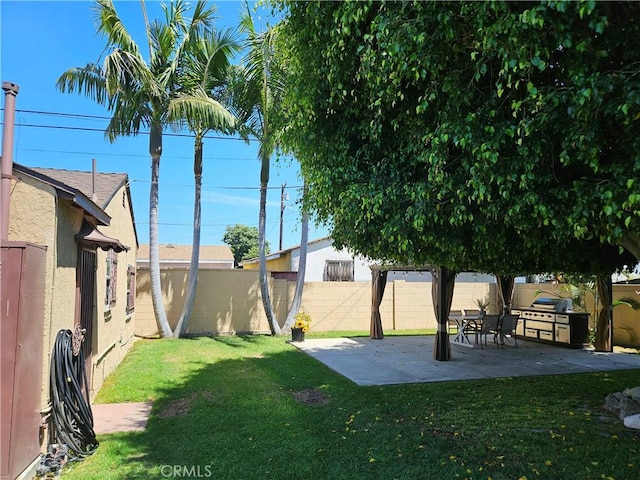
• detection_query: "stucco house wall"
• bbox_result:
[8,165,137,413]
[290,237,372,281]
[241,250,291,272]
[92,182,138,385]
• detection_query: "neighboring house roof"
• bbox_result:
[239,235,331,266]
[138,244,235,268]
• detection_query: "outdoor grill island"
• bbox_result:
[513,297,590,348]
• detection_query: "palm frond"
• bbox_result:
[168,89,236,134]
[613,296,640,310]
[102,48,160,99]
[149,19,177,71]
[93,0,141,56]
[56,64,109,105]
[190,29,241,91]
[104,87,153,141]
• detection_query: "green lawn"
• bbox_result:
[63,334,638,480]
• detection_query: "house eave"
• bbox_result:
[14,163,111,225]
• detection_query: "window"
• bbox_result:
[105,250,118,309]
[324,260,354,282]
[126,264,136,315]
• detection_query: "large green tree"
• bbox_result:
[276,0,639,276]
[58,0,231,337]
[222,224,269,265]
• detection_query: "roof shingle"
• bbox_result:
[30,167,127,209]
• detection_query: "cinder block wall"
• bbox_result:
[136,270,498,335]
[135,269,639,346]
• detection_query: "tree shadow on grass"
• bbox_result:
[72,345,360,480]
[65,340,640,480]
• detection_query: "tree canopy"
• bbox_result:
[276,0,639,276]
[223,224,269,265]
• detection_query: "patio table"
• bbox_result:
[449,311,483,348]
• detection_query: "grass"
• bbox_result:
[63,334,639,480]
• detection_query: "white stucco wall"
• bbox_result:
[290,238,374,282]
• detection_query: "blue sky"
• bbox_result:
[1,0,329,251]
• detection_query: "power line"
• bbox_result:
[4,108,256,141]
[20,147,258,162]
[8,122,254,142]
[128,178,303,190]
[12,108,110,121]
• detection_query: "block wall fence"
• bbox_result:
[135,268,640,346]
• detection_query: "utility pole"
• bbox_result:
[279,183,286,251]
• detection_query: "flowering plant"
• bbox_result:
[293,311,312,333]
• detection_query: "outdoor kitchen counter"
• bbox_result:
[513,308,590,348]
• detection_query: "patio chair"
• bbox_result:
[498,313,520,348]
[476,314,500,349]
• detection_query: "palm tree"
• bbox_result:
[283,185,309,331]
[57,0,232,337]
[231,5,285,335]
[172,30,241,338]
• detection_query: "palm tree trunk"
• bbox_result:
[258,152,280,334]
[149,124,172,337]
[174,136,203,338]
[283,188,309,331]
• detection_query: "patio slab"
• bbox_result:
[292,336,640,386]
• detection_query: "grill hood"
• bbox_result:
[529,297,573,313]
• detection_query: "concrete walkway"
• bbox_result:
[90,336,639,434]
[92,401,153,435]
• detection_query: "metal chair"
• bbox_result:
[475,314,500,349]
[498,313,520,348]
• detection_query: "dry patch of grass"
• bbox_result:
[291,388,330,406]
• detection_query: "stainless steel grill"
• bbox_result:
[529,297,573,313]
[516,296,589,347]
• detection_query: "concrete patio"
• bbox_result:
[92,335,639,435]
[292,335,640,386]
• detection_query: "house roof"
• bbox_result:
[239,235,332,266]
[138,244,234,262]
[29,167,128,210]
[19,165,138,248]
[14,163,111,225]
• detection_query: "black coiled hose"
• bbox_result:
[49,329,99,459]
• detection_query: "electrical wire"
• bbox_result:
[48,329,99,460]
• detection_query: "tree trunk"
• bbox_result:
[148,124,172,337]
[258,152,279,335]
[283,202,309,331]
[621,232,640,263]
[174,136,203,338]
